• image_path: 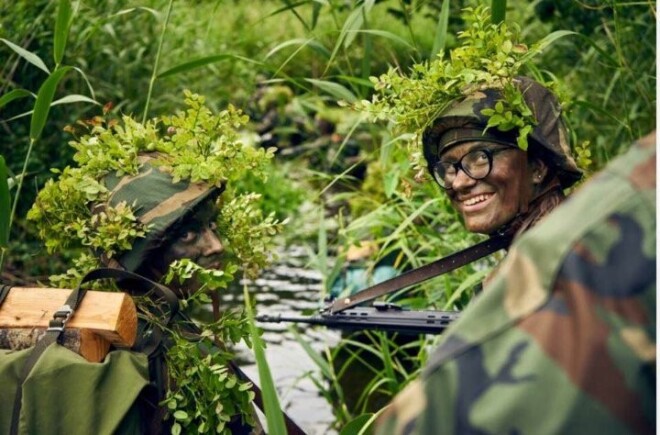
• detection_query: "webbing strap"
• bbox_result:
[85,267,180,325]
[328,234,512,313]
[8,267,179,435]
[0,284,11,308]
[9,275,88,435]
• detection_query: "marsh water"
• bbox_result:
[220,246,341,434]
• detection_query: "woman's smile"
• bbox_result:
[459,192,494,208]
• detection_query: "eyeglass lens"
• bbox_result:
[433,149,493,189]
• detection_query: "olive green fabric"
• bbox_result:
[0,344,150,435]
[377,133,656,434]
[98,153,222,272]
[422,77,582,188]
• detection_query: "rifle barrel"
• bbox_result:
[256,307,459,335]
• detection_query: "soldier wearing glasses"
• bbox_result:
[422,76,582,239]
[375,76,656,434]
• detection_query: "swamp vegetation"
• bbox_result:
[0,0,655,433]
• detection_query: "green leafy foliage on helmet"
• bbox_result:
[98,154,223,273]
[422,77,582,188]
[353,6,536,134]
[352,5,581,187]
[28,91,282,288]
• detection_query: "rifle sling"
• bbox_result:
[328,234,512,314]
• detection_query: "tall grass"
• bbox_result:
[0,0,98,269]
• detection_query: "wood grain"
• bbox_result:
[0,287,137,362]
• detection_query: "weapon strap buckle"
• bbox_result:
[47,304,73,332]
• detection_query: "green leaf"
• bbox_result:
[173,410,189,420]
[54,0,73,66]
[0,155,10,247]
[339,413,375,435]
[335,75,374,89]
[111,6,160,19]
[265,38,330,59]
[2,93,95,123]
[304,79,357,103]
[311,0,326,29]
[342,2,368,49]
[30,66,72,141]
[534,30,576,52]
[324,0,374,75]
[243,285,287,435]
[72,66,96,101]
[0,89,35,111]
[0,38,50,74]
[157,54,262,79]
[383,168,399,198]
[491,0,507,24]
[439,268,488,309]
[431,0,450,58]
[350,29,413,49]
[51,94,99,106]
[521,30,576,64]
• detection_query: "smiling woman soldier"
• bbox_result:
[422,76,582,239]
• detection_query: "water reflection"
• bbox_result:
[223,246,340,434]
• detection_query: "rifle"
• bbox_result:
[256,302,459,335]
[257,235,510,335]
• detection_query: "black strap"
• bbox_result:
[85,267,180,325]
[328,234,512,314]
[0,284,12,308]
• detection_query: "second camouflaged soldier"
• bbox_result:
[376,132,656,434]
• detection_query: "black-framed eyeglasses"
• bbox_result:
[432,146,514,189]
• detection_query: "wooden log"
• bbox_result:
[0,287,137,362]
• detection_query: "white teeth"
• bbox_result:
[463,194,490,206]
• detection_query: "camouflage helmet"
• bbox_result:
[422,77,582,188]
[95,153,224,272]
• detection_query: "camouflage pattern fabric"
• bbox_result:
[97,154,223,272]
[376,131,656,435]
[422,77,582,188]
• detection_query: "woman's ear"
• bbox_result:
[530,158,548,185]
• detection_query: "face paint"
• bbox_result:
[140,198,224,298]
[441,141,536,234]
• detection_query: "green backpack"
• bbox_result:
[0,268,180,435]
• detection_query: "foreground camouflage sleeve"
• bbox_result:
[376,132,656,435]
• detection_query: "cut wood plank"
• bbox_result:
[0,287,137,362]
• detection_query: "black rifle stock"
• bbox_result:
[256,302,459,335]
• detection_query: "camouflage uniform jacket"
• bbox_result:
[376,132,656,435]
